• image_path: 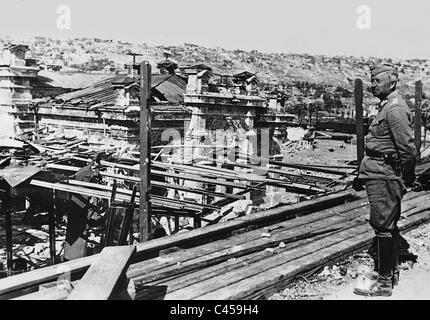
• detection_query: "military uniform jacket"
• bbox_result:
[358,90,416,180]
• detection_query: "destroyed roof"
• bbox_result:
[233,71,259,82]
[152,74,187,103]
[191,64,212,71]
[0,165,42,188]
[8,44,30,52]
[50,73,187,106]
[157,59,178,68]
[33,70,113,90]
[234,71,256,78]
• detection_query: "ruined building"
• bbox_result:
[0,44,39,137]
[0,45,297,157]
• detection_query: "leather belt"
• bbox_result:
[365,148,385,159]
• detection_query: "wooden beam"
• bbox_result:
[1,199,14,272]
[67,179,244,200]
[0,189,357,298]
[196,208,430,300]
[415,80,423,161]
[10,191,429,300]
[49,190,56,265]
[355,78,364,169]
[67,245,136,300]
[150,170,255,190]
[234,152,350,176]
[29,180,214,211]
[132,218,367,286]
[140,62,152,242]
[127,191,429,288]
[204,160,336,184]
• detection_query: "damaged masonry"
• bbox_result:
[0,41,430,300]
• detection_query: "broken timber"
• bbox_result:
[355,78,364,168]
[0,188,356,299]
[67,245,136,300]
[3,154,430,301]
[6,189,430,300]
[139,62,151,242]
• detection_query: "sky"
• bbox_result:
[0,0,428,59]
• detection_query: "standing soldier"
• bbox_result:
[354,63,417,297]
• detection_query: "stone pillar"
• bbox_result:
[268,98,277,110]
[0,45,38,137]
[183,106,207,203]
[273,116,282,141]
[186,73,198,94]
[0,67,15,138]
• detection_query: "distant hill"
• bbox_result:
[2,35,429,111]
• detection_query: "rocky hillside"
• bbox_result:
[1,36,429,110]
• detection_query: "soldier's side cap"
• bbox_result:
[370,63,397,77]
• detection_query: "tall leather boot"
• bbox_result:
[372,236,379,273]
[392,231,400,287]
[365,237,380,280]
[354,236,394,297]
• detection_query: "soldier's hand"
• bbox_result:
[352,177,365,191]
[403,172,416,188]
[412,181,423,192]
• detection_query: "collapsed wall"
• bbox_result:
[0,44,39,138]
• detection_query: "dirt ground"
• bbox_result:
[269,221,430,300]
[283,137,357,167]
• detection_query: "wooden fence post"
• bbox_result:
[355,78,364,169]
[139,62,152,242]
[415,80,422,161]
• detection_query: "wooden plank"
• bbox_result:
[0,189,356,298]
[68,180,244,200]
[68,178,242,200]
[139,62,152,242]
[100,169,258,191]
[0,255,97,299]
[8,190,430,300]
[15,277,135,301]
[202,230,375,300]
[137,190,425,273]
[415,80,423,161]
[13,280,78,300]
[45,163,80,172]
[184,162,331,193]
[134,227,342,300]
[49,190,56,265]
[67,245,136,300]
[151,169,254,190]
[3,200,14,271]
[197,208,430,300]
[355,78,364,168]
[128,197,371,278]
[163,224,372,299]
[236,152,349,176]
[47,159,325,192]
[30,180,213,211]
[146,192,430,299]
[151,180,244,200]
[132,218,369,286]
[130,192,430,297]
[128,191,430,280]
[204,160,336,184]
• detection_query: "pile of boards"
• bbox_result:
[2,179,430,300]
